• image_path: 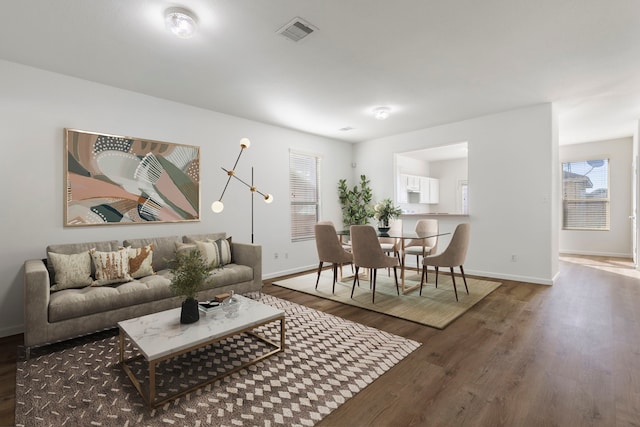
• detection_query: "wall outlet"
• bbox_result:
[511,254,518,262]
[274,252,279,259]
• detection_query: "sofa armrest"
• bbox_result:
[232,242,262,287]
[24,259,52,349]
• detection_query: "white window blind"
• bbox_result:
[289,151,320,242]
[562,159,610,230]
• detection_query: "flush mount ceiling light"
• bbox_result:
[165,7,198,39]
[373,107,391,120]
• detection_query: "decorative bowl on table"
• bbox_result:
[377,226,390,233]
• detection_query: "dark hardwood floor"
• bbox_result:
[2,255,639,426]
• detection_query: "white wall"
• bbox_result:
[429,157,468,213]
[0,60,353,337]
[559,137,633,257]
[353,103,559,285]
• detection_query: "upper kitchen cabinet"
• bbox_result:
[394,142,467,213]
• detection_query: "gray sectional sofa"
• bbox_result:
[23,232,262,357]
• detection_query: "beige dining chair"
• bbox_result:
[314,222,353,294]
[404,219,438,271]
[379,219,402,271]
[350,225,399,303]
[420,223,470,301]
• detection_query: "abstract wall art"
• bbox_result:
[64,129,200,226]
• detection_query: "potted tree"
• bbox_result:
[169,249,211,324]
[338,174,375,227]
[374,198,403,232]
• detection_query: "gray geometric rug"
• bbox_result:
[15,294,420,426]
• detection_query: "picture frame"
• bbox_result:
[64,128,200,226]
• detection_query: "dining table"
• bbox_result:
[336,227,450,294]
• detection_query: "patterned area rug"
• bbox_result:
[273,271,502,329]
[15,294,419,426]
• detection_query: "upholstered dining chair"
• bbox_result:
[314,222,353,293]
[420,223,470,301]
[404,219,438,271]
[378,219,402,265]
[350,225,399,303]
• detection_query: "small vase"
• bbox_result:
[180,297,200,324]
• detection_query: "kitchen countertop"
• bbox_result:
[400,213,469,217]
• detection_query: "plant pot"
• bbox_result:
[180,297,200,324]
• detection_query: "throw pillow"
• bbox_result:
[90,247,132,286]
[195,238,232,268]
[208,237,233,265]
[128,244,155,279]
[195,240,218,267]
[48,251,93,291]
[175,242,197,257]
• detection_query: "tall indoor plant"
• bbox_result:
[338,174,375,227]
[170,249,211,324]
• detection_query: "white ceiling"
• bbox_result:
[2,0,640,145]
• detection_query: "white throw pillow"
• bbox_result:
[48,251,93,291]
[90,247,132,286]
[128,244,155,279]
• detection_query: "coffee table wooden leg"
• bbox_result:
[280,318,286,351]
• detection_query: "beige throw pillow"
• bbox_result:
[196,238,232,268]
[128,244,155,278]
[90,247,132,286]
[48,251,93,291]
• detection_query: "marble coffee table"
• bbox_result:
[117,294,285,408]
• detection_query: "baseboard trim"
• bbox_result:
[560,249,633,258]
[0,324,24,339]
[465,269,553,286]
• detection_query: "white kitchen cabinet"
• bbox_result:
[419,177,439,204]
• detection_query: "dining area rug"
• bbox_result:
[273,270,502,329]
[15,294,419,427]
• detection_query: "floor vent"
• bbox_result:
[277,17,317,42]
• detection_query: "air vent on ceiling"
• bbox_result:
[277,17,317,42]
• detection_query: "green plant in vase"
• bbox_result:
[374,198,403,229]
[169,249,211,324]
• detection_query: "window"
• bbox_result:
[562,159,609,230]
[289,150,320,241]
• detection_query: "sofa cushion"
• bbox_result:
[48,271,173,322]
[123,236,181,272]
[128,244,155,279]
[48,251,93,291]
[203,264,253,288]
[90,247,132,286]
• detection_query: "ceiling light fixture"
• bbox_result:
[165,7,198,39]
[373,107,391,120]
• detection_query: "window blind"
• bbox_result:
[562,159,609,230]
[289,151,320,241]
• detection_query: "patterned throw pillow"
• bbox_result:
[195,238,232,268]
[128,244,155,279]
[48,251,93,291]
[90,247,132,286]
